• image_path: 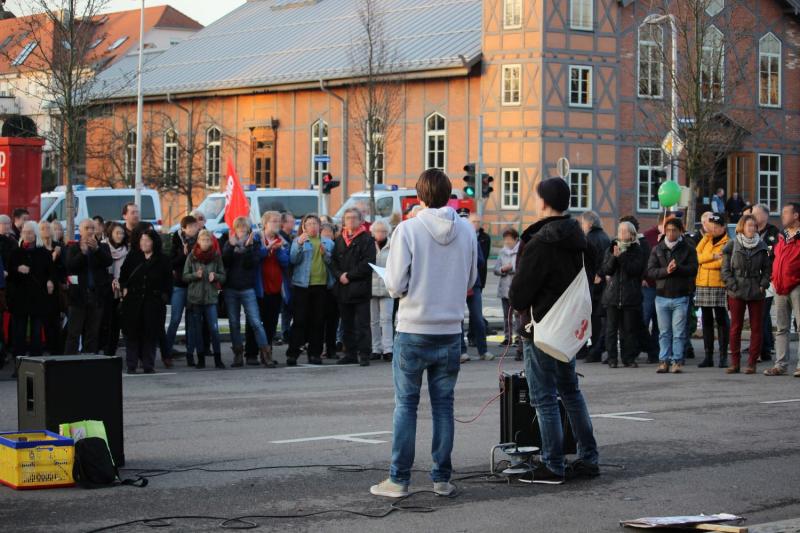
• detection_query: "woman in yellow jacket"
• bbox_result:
[695,214,730,368]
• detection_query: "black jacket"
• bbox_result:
[510,216,588,337]
[0,234,17,271]
[721,239,772,301]
[119,250,172,339]
[601,241,646,308]
[585,226,611,304]
[331,231,376,304]
[6,245,55,317]
[476,229,491,289]
[169,231,195,289]
[760,223,780,255]
[646,238,698,298]
[65,241,113,305]
[222,237,261,291]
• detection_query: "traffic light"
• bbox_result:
[322,172,340,194]
[463,163,476,198]
[480,173,494,198]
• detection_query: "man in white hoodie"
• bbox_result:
[370,169,478,499]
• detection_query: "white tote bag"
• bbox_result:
[530,262,593,363]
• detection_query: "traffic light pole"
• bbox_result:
[476,115,484,217]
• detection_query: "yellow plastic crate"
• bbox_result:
[0,431,75,490]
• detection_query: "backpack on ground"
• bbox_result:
[72,437,147,489]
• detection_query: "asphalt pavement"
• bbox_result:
[1,337,799,533]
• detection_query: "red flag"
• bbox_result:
[223,160,249,229]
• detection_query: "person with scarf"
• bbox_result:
[37,219,65,355]
[494,228,520,350]
[287,214,334,366]
[119,228,172,374]
[183,230,227,369]
[104,223,128,357]
[369,220,393,362]
[695,214,731,368]
[721,215,771,374]
[601,221,646,368]
[647,217,699,374]
[332,207,376,367]
[7,221,55,372]
[165,215,200,367]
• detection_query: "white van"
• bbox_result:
[40,186,163,231]
[194,188,319,236]
[334,185,468,224]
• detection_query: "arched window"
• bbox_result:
[759,33,781,107]
[163,129,178,186]
[311,119,329,187]
[205,126,221,187]
[425,113,446,170]
[125,130,136,185]
[700,26,724,102]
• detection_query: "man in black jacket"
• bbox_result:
[578,211,610,363]
[332,208,376,366]
[164,215,199,366]
[65,219,113,354]
[510,178,599,485]
[753,203,780,362]
[467,214,492,346]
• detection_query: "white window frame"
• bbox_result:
[425,113,447,170]
[637,147,666,213]
[757,153,781,215]
[570,0,594,31]
[163,129,179,186]
[501,168,521,210]
[569,65,593,108]
[637,24,664,99]
[706,0,724,16]
[311,119,329,187]
[568,170,592,211]
[503,0,522,29]
[125,130,136,186]
[759,33,781,108]
[501,64,521,106]
[701,26,724,102]
[205,126,222,188]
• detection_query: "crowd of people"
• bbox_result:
[0,193,798,379]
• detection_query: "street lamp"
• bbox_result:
[644,13,679,185]
[134,0,145,209]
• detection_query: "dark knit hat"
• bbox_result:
[537,178,571,212]
[708,213,726,226]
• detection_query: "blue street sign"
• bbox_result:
[314,155,331,164]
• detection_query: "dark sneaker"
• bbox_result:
[518,463,564,485]
[337,356,358,365]
[565,459,600,480]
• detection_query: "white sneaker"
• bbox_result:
[460,353,471,363]
[481,352,496,361]
[370,478,409,498]
[433,481,455,496]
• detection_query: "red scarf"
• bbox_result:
[342,225,366,247]
[21,241,35,249]
[192,243,218,264]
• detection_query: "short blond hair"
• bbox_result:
[261,210,281,227]
[232,216,251,231]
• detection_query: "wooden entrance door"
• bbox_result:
[250,127,275,188]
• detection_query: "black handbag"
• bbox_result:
[73,437,147,489]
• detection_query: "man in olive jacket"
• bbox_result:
[332,207,376,366]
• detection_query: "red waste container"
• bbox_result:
[0,137,45,220]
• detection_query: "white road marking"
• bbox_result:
[271,431,392,445]
[761,398,800,404]
[591,411,654,422]
[283,363,359,369]
[123,372,177,377]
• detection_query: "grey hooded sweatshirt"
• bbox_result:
[385,206,477,335]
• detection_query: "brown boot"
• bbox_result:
[260,345,276,368]
[725,366,740,374]
[231,346,244,368]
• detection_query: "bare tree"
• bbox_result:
[348,0,403,219]
[0,0,132,237]
[631,0,763,223]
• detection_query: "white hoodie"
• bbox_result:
[385,206,477,335]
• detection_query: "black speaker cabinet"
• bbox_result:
[500,372,576,454]
[17,355,125,466]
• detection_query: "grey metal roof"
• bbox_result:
[97,0,482,100]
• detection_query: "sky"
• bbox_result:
[6,1,248,26]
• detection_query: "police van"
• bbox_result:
[40,186,163,231]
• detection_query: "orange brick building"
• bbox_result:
[88,0,800,229]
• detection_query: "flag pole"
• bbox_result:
[134,0,145,209]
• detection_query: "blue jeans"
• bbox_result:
[464,287,488,355]
[225,288,268,349]
[655,296,689,363]
[189,304,221,356]
[165,286,187,356]
[522,340,598,476]
[390,332,461,484]
[641,286,659,355]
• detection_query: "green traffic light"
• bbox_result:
[465,186,475,197]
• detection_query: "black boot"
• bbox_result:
[717,325,728,368]
[186,352,195,367]
[214,353,226,369]
[359,353,370,367]
[196,352,206,369]
[231,346,244,368]
[698,352,714,368]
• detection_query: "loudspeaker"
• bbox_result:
[17,355,125,466]
[500,372,576,454]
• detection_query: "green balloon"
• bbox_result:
[658,180,681,208]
